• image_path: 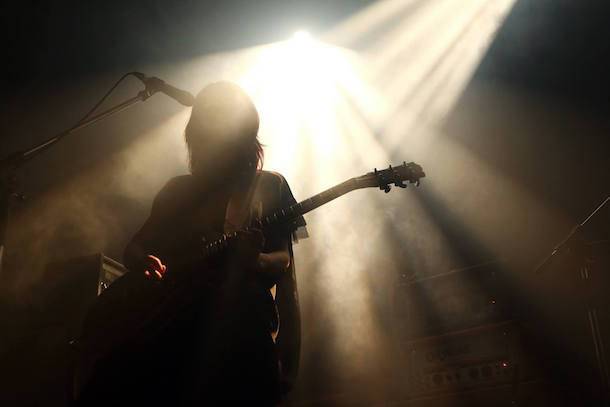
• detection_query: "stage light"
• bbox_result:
[292,30,312,42]
[236,30,365,165]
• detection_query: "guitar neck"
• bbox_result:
[202,161,424,257]
[202,178,358,257]
[257,178,357,229]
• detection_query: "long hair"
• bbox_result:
[185,81,263,173]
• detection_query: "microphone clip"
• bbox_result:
[133,73,164,96]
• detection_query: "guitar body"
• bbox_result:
[79,270,177,350]
[74,265,276,403]
[74,269,216,401]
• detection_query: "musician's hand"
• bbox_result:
[256,251,291,288]
[143,255,167,280]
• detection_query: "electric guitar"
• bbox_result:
[74,162,425,397]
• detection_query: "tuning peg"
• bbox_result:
[383,185,391,193]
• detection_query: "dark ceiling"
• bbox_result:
[3,0,609,106]
[2,0,373,95]
[473,0,610,109]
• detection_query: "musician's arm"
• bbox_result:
[256,173,304,288]
[258,247,290,273]
[256,239,291,288]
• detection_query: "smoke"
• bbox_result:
[5,110,190,296]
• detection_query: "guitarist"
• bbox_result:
[89,82,306,406]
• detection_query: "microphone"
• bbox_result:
[133,72,195,107]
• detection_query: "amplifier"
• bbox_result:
[394,262,514,339]
[5,254,128,407]
[41,253,127,337]
[96,255,127,294]
[399,380,558,407]
[400,321,540,398]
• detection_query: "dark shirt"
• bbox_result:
[122,170,305,404]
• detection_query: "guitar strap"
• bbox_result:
[224,171,261,233]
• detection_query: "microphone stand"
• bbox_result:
[535,196,609,274]
[534,195,610,401]
[0,85,158,278]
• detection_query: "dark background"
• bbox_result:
[1,0,609,405]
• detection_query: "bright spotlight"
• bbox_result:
[240,28,353,115]
[292,30,312,42]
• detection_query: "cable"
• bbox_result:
[13,72,145,166]
[76,72,141,125]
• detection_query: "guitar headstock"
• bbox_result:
[354,162,425,192]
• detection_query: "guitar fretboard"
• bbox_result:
[203,178,357,257]
[257,179,356,229]
[201,161,424,257]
